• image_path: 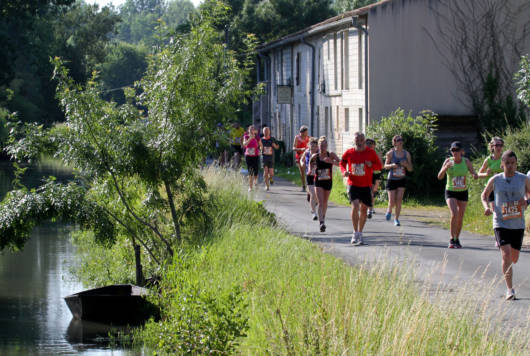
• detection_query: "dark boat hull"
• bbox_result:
[64,284,159,324]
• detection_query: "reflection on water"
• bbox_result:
[0,162,143,355]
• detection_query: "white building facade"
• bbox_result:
[255,0,530,156]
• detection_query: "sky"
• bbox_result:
[90,0,202,9]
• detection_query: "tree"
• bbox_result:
[429,0,529,133]
[332,0,377,13]
[515,55,530,109]
[0,1,257,285]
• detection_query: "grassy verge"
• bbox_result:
[138,167,528,355]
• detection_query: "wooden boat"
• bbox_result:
[64,284,159,324]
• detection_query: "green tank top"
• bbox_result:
[446,158,469,191]
[487,157,502,175]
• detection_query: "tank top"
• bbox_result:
[261,137,275,156]
[446,158,469,191]
[487,156,502,176]
[244,137,259,157]
[295,135,310,159]
[316,152,333,181]
[304,150,317,176]
[388,149,408,180]
[492,172,527,229]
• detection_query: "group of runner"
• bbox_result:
[291,128,530,301]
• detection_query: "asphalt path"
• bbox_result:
[252,177,530,335]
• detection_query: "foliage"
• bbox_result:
[515,54,530,108]
[1,4,257,285]
[502,122,530,174]
[99,41,148,104]
[367,109,444,197]
[332,0,377,13]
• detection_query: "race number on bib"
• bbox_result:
[452,176,466,190]
[352,163,365,176]
[246,147,256,156]
[263,146,273,155]
[317,168,331,180]
[501,201,523,221]
[393,166,405,178]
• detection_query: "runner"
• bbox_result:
[293,126,310,192]
[312,136,340,232]
[365,138,382,218]
[340,132,383,245]
[437,141,478,248]
[478,137,504,202]
[242,125,261,191]
[481,150,530,300]
[261,127,279,191]
[229,122,245,168]
[300,137,319,220]
[383,135,413,226]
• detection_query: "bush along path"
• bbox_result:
[251,176,530,338]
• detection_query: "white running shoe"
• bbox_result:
[505,288,516,300]
[356,232,364,245]
[350,232,359,244]
[312,212,318,221]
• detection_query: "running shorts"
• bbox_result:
[263,156,274,169]
[347,185,372,207]
[372,172,382,185]
[231,144,243,155]
[494,228,524,251]
[386,178,406,191]
[306,175,315,186]
[245,155,259,177]
[444,189,468,202]
[315,179,332,191]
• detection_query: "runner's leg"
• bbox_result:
[455,200,467,238]
[351,200,360,232]
[297,162,306,190]
[358,203,369,232]
[387,189,396,215]
[395,187,406,220]
[500,245,514,290]
[446,198,458,239]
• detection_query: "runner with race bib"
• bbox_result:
[261,127,279,191]
[481,150,530,300]
[437,141,478,248]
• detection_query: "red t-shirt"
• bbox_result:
[340,147,382,187]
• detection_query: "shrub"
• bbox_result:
[502,122,530,174]
[367,108,444,197]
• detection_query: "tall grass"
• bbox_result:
[140,167,529,355]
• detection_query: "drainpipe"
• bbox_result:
[352,16,369,129]
[301,36,315,136]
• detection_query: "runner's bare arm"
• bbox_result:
[339,153,350,177]
[525,177,530,200]
[477,157,490,178]
[437,159,450,180]
[330,152,341,166]
[383,151,394,170]
[481,177,494,215]
[405,151,413,172]
[465,158,479,179]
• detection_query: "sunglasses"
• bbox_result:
[450,148,461,152]
[494,144,504,147]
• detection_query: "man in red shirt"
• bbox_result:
[340,132,383,245]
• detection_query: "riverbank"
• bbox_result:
[131,168,528,354]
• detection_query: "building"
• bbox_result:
[254,0,530,155]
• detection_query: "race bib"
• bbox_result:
[309,163,317,176]
[317,168,331,180]
[246,147,256,156]
[501,201,523,221]
[263,146,273,155]
[352,163,365,176]
[393,166,405,178]
[452,176,466,190]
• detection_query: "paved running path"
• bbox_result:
[252,178,530,332]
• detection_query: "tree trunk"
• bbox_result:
[134,244,145,286]
[164,179,182,244]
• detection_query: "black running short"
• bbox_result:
[315,179,332,191]
[386,178,406,191]
[444,189,468,202]
[263,156,274,169]
[231,144,243,155]
[245,155,259,176]
[372,172,382,185]
[347,185,372,207]
[494,228,524,251]
[306,175,315,186]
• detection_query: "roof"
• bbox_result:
[257,0,391,52]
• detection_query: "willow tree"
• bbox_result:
[0,1,257,285]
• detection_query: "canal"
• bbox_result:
[0,162,142,355]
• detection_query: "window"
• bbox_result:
[333,33,338,91]
[325,106,329,137]
[358,31,363,89]
[296,52,301,86]
[343,31,349,90]
[345,108,349,132]
[359,108,363,132]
